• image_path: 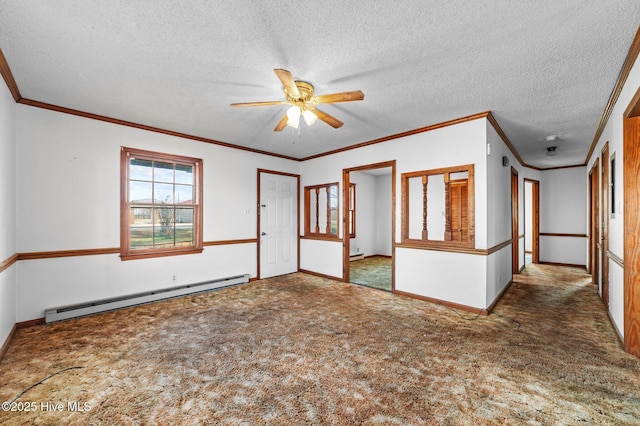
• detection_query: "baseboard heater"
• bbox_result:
[45,273,250,323]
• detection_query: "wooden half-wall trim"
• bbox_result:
[300,235,342,242]
[299,269,343,282]
[395,239,511,256]
[540,233,588,238]
[394,289,487,316]
[18,99,299,162]
[607,251,624,268]
[0,253,18,273]
[539,261,587,269]
[18,247,120,260]
[203,238,258,246]
[585,26,640,164]
[15,240,258,261]
[0,48,21,101]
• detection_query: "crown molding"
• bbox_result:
[300,112,492,161]
[585,25,640,165]
[0,48,21,101]
[17,98,300,161]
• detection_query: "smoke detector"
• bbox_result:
[546,146,558,157]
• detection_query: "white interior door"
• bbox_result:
[259,172,298,278]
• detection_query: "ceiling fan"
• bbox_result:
[230,69,364,131]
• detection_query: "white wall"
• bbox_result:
[349,171,377,256]
[0,79,17,345]
[15,104,300,321]
[539,167,588,266]
[524,181,533,252]
[374,174,392,256]
[586,47,640,337]
[301,118,490,309]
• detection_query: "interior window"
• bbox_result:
[402,164,474,248]
[305,183,339,237]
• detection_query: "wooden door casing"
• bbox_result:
[601,143,610,308]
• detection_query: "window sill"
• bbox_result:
[300,235,342,242]
[120,247,203,261]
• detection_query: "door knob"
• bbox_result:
[261,232,267,236]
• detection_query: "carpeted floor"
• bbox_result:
[1,264,639,424]
[349,256,392,291]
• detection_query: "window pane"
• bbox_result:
[130,158,153,181]
[154,183,174,204]
[154,161,174,183]
[175,207,194,225]
[154,207,175,247]
[175,184,193,204]
[131,207,152,224]
[318,187,328,232]
[309,190,318,232]
[154,227,175,248]
[176,208,194,245]
[130,181,153,203]
[329,184,338,208]
[330,208,338,235]
[175,164,193,185]
[130,225,153,249]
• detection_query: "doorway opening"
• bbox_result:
[524,179,540,267]
[588,159,599,284]
[343,161,396,292]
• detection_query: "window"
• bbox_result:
[304,183,339,238]
[348,183,356,238]
[401,164,474,248]
[120,147,203,260]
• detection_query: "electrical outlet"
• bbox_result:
[244,208,251,215]
[172,275,176,281]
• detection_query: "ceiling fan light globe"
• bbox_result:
[303,110,318,126]
[286,106,300,128]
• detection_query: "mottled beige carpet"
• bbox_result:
[349,256,392,291]
[1,264,639,424]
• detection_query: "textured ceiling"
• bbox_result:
[0,1,638,166]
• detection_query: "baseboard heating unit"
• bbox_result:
[45,273,250,323]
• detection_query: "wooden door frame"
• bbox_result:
[588,160,599,284]
[623,87,640,357]
[342,160,396,289]
[524,178,540,264]
[601,143,610,308]
[256,169,301,280]
[511,167,519,274]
